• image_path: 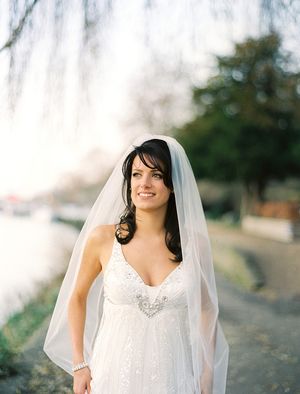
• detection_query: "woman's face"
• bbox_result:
[130,154,172,212]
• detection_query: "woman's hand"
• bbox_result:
[73,367,92,394]
[201,381,212,394]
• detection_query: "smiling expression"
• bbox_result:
[130,155,172,211]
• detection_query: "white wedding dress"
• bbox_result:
[90,237,195,394]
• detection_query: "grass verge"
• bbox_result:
[211,241,265,291]
[0,274,63,378]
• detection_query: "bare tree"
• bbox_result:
[1,0,299,117]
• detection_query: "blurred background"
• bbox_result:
[0,1,299,393]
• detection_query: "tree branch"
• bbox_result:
[0,0,41,53]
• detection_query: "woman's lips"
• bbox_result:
[138,192,155,198]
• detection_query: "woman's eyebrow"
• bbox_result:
[132,167,161,172]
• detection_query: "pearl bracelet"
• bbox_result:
[72,361,89,372]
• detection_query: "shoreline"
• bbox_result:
[0,217,80,379]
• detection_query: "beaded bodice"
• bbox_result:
[102,237,187,318]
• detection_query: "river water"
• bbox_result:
[0,214,79,326]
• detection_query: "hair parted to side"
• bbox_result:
[115,138,182,263]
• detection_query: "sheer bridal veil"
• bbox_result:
[43,133,229,393]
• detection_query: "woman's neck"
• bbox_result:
[135,208,166,239]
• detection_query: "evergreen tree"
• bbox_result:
[176,33,300,217]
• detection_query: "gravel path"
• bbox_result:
[208,220,300,300]
[217,271,300,394]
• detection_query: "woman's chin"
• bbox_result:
[134,201,169,212]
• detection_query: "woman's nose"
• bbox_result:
[140,174,152,187]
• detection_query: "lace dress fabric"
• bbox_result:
[90,237,195,394]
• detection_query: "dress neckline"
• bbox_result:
[145,283,161,289]
[115,237,182,288]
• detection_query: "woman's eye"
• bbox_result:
[153,173,163,178]
[131,172,163,178]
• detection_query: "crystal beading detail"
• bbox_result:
[136,293,168,318]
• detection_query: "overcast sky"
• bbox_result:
[0,0,296,199]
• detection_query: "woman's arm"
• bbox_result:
[67,227,103,393]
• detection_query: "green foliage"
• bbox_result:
[176,33,300,201]
[0,331,17,377]
[0,275,62,378]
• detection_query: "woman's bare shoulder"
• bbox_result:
[88,224,116,244]
[87,225,116,270]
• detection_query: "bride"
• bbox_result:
[43,135,229,394]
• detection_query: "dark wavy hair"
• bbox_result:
[115,138,182,263]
